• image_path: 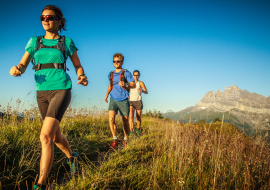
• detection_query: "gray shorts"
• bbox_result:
[129,100,143,110]
[108,98,130,116]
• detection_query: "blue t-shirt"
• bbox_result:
[108,69,134,101]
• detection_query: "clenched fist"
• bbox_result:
[10,66,22,77]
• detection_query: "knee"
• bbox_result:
[129,114,134,120]
[40,134,53,145]
[109,117,115,124]
[123,117,129,123]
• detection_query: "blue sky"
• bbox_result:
[1,0,270,113]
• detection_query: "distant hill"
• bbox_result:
[164,85,270,135]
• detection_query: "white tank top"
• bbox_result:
[129,81,142,101]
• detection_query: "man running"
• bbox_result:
[104,53,135,148]
[129,70,148,136]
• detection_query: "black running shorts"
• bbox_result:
[37,89,71,121]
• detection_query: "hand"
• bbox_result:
[10,66,22,76]
[104,97,108,103]
[77,76,88,86]
[128,96,130,100]
[118,81,125,87]
[138,88,143,92]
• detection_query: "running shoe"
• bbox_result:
[68,152,79,174]
[129,131,133,137]
[110,140,119,149]
[33,184,46,190]
[136,128,140,135]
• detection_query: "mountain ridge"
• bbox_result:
[164,85,270,135]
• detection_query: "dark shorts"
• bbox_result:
[108,98,130,116]
[129,100,143,110]
[37,89,71,122]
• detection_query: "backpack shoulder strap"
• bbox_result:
[110,71,115,91]
[58,35,67,61]
[58,36,69,71]
[35,36,43,53]
[120,69,127,82]
[31,36,42,64]
[119,69,128,91]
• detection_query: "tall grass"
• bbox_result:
[0,103,123,190]
[1,103,270,189]
[57,118,270,189]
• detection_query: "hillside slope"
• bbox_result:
[61,117,270,189]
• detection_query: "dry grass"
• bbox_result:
[1,104,270,189]
[59,118,270,189]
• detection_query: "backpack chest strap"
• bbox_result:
[32,63,65,72]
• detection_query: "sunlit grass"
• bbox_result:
[0,100,118,190]
[1,101,270,189]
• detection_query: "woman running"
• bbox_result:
[9,5,88,190]
[129,70,148,136]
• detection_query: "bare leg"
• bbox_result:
[122,116,129,138]
[109,111,117,136]
[129,106,135,132]
[53,126,72,158]
[44,124,73,179]
[136,110,142,129]
[37,117,60,185]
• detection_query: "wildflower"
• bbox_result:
[31,127,33,130]
[91,183,95,186]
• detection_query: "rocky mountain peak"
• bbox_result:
[196,85,270,113]
[225,84,241,93]
[215,88,223,96]
[167,85,270,133]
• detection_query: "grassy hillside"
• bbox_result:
[1,108,270,189]
[0,108,114,190]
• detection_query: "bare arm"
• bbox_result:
[70,51,88,86]
[104,84,112,103]
[139,81,148,94]
[128,81,136,89]
[10,51,31,76]
[128,81,135,88]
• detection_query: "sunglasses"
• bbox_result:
[133,75,140,77]
[113,60,123,63]
[40,15,59,21]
